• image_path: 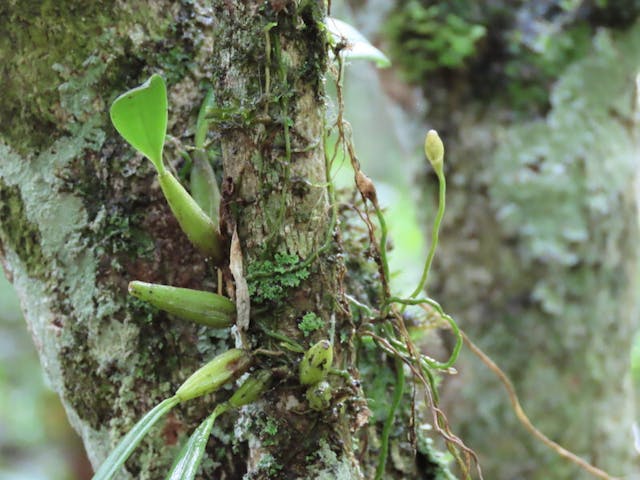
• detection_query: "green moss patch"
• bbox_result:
[0,181,47,280]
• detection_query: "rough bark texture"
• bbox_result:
[380,2,640,478]
[208,2,364,478]
[0,1,403,479]
[1,1,267,478]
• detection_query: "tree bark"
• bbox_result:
[0,1,249,477]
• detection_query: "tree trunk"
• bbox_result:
[0,1,248,477]
[381,2,640,478]
[1,1,454,479]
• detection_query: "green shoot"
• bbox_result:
[110,75,223,260]
[157,169,223,261]
[191,88,222,221]
[194,88,215,150]
[375,357,405,480]
[128,281,235,328]
[190,149,221,223]
[166,371,271,480]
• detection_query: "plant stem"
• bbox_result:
[375,356,405,480]
[409,169,446,299]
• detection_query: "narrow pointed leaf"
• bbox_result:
[194,89,215,150]
[128,281,234,328]
[228,370,272,408]
[158,170,223,262]
[92,396,179,480]
[165,406,227,480]
[110,74,168,171]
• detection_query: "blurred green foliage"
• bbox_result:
[385,1,486,74]
[0,272,88,480]
[385,0,640,111]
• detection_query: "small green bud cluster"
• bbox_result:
[299,340,334,411]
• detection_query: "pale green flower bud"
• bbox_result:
[176,349,251,402]
[424,129,444,174]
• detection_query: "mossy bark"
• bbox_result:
[1,1,257,478]
[208,2,365,478]
[0,1,378,479]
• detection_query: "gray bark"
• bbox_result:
[0,1,247,477]
[341,1,640,478]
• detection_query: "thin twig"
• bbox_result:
[463,332,620,480]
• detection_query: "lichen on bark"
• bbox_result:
[0,1,252,478]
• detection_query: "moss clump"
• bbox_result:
[0,0,118,151]
[255,453,282,476]
[298,312,324,337]
[247,251,309,304]
[59,326,116,429]
[0,181,47,280]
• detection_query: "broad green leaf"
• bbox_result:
[325,17,391,68]
[165,406,226,480]
[110,74,168,171]
[92,396,180,480]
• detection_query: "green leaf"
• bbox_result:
[110,74,168,171]
[165,406,226,480]
[92,396,180,480]
[325,17,391,68]
[194,89,215,150]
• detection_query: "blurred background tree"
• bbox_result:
[0,271,90,480]
[343,0,640,478]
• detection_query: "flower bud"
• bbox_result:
[299,340,333,386]
[176,349,251,402]
[424,129,444,174]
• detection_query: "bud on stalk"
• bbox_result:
[176,349,251,402]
